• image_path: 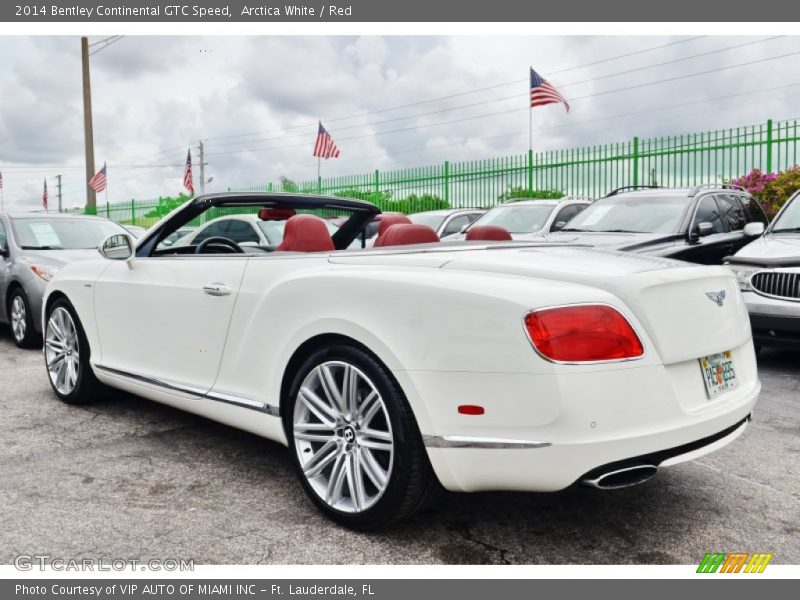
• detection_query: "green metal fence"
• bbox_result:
[87,117,800,225]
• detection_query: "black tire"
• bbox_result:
[284,343,440,530]
[44,297,108,405]
[7,287,41,348]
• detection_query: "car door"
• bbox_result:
[715,193,756,256]
[676,195,733,264]
[440,214,472,238]
[93,254,248,393]
[550,204,580,231]
[0,218,8,322]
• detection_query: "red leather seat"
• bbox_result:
[465,225,513,241]
[276,215,335,252]
[376,224,439,247]
[373,214,412,247]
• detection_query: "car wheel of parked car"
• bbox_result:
[44,298,108,404]
[8,288,40,349]
[285,343,439,529]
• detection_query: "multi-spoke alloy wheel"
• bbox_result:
[10,294,26,343]
[44,299,106,404]
[287,344,439,529]
[293,361,394,513]
[45,307,80,396]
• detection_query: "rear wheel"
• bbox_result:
[44,298,107,404]
[8,288,40,348]
[285,344,439,530]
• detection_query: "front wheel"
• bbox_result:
[44,298,108,404]
[8,288,40,348]
[285,344,439,530]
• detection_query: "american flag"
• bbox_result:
[183,150,194,194]
[42,178,48,210]
[313,122,341,159]
[530,68,570,113]
[89,162,107,193]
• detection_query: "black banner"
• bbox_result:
[3,0,800,22]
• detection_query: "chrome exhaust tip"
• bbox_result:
[582,464,658,489]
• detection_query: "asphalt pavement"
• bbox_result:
[0,328,797,565]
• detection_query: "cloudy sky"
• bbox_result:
[1,34,799,210]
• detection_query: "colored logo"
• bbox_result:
[697,552,773,573]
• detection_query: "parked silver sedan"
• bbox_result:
[727,189,800,350]
[0,212,127,347]
[408,208,485,238]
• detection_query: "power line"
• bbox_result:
[206,36,786,151]
[200,36,709,145]
[89,35,124,56]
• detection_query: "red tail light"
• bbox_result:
[524,305,644,363]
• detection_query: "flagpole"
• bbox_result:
[528,66,533,153]
[317,156,321,194]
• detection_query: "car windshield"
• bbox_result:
[471,204,555,234]
[408,213,446,230]
[257,219,339,245]
[564,195,691,233]
[771,196,800,233]
[11,217,125,250]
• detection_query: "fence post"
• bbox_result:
[106,202,110,219]
[374,169,380,202]
[527,149,533,192]
[443,161,450,206]
[765,119,774,173]
[131,199,135,225]
[632,136,640,186]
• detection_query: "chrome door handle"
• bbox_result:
[203,283,232,297]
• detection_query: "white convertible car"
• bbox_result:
[42,193,759,529]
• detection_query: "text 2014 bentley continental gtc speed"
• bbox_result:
[42,193,759,529]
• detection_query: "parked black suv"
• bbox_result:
[544,184,769,264]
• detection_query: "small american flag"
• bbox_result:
[313,122,341,159]
[530,68,570,113]
[42,178,48,210]
[89,162,107,193]
[183,150,194,194]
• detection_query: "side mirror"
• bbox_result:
[552,220,567,231]
[99,234,134,261]
[690,222,714,242]
[743,222,765,237]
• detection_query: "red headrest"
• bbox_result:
[258,208,296,221]
[373,214,412,247]
[276,215,335,252]
[376,224,439,247]
[465,225,513,241]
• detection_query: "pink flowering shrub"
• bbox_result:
[731,166,800,218]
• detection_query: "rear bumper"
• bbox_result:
[397,341,760,493]
[742,290,800,349]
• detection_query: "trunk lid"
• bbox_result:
[442,246,750,364]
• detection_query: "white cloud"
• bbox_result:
[1,35,799,210]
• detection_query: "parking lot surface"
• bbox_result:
[0,330,798,565]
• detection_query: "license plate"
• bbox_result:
[700,351,738,398]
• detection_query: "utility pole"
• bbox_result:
[198,140,207,195]
[56,174,63,213]
[81,37,97,214]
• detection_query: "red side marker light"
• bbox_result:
[458,405,485,415]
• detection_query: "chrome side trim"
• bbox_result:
[94,365,279,416]
[423,435,551,449]
[205,390,279,416]
[95,365,207,397]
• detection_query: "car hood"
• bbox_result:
[21,248,101,268]
[734,233,800,260]
[542,231,675,251]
